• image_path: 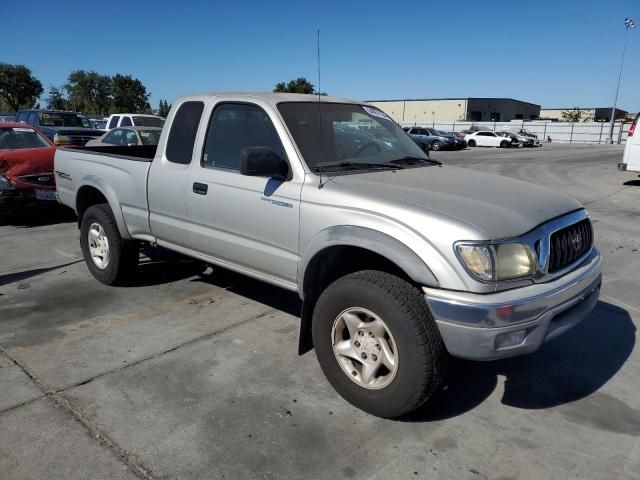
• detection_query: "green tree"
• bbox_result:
[112,74,150,113]
[66,70,113,114]
[157,99,172,117]
[273,77,316,94]
[561,108,586,123]
[0,63,43,111]
[46,85,68,110]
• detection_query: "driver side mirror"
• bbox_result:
[240,147,289,180]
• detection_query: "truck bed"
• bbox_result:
[54,145,155,239]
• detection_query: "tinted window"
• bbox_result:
[125,130,138,145]
[16,111,28,122]
[166,101,204,164]
[103,129,124,145]
[201,103,285,171]
[120,116,132,127]
[108,116,120,129]
[27,112,38,125]
[38,112,85,127]
[132,116,164,127]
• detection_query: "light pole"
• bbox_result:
[606,17,635,143]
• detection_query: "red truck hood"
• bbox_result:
[0,147,56,189]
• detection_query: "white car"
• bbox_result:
[104,114,164,131]
[465,131,512,148]
[619,113,640,173]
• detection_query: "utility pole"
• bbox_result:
[606,18,635,144]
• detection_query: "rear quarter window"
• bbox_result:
[166,101,204,164]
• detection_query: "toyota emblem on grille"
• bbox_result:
[571,233,583,251]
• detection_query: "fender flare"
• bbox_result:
[76,176,132,239]
[298,225,439,298]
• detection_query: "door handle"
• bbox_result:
[193,182,208,195]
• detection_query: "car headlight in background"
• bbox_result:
[0,175,15,190]
[456,242,536,282]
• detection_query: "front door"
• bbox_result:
[186,101,302,286]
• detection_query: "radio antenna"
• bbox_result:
[316,29,321,101]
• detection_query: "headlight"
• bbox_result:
[0,175,15,190]
[53,134,71,146]
[456,242,536,282]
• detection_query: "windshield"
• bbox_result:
[0,127,51,149]
[38,112,88,128]
[133,116,164,128]
[277,102,428,171]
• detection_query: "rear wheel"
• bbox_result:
[312,270,447,418]
[80,204,138,285]
[467,139,476,147]
[500,140,510,148]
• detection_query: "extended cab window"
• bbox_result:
[201,103,285,171]
[166,101,204,164]
[108,116,120,129]
[121,116,132,127]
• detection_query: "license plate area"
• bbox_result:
[35,189,57,201]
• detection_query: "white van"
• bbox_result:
[105,114,164,131]
[619,114,640,172]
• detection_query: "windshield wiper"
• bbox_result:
[390,156,442,166]
[314,161,404,173]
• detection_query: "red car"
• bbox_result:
[0,122,57,208]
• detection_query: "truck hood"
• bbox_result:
[330,165,583,239]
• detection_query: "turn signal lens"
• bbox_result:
[456,244,494,281]
[53,134,71,145]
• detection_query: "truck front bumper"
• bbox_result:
[423,248,602,360]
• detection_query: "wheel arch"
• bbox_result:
[297,226,439,354]
[75,177,131,239]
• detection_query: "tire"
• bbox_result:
[467,139,476,147]
[80,203,138,285]
[430,140,442,151]
[312,270,447,418]
[500,140,510,148]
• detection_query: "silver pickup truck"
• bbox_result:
[55,93,602,418]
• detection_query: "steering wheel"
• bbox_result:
[353,141,382,157]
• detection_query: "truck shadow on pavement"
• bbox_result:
[0,204,77,228]
[405,301,637,425]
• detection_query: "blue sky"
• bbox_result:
[3,0,639,111]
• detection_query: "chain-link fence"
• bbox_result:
[398,120,630,144]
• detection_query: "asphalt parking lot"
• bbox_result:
[1,143,639,480]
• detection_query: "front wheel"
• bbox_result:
[312,270,447,418]
[467,139,476,147]
[430,140,442,151]
[80,204,138,285]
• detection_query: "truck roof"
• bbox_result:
[174,92,367,107]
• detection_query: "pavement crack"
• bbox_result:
[0,345,157,480]
[58,307,278,393]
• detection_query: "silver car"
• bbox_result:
[85,126,162,147]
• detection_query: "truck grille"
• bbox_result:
[548,218,593,273]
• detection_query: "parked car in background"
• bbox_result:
[498,131,533,148]
[104,113,165,131]
[85,126,163,147]
[618,113,640,173]
[403,127,455,151]
[0,113,16,122]
[465,131,511,148]
[15,109,103,146]
[510,128,540,145]
[0,123,57,208]
[423,127,466,150]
